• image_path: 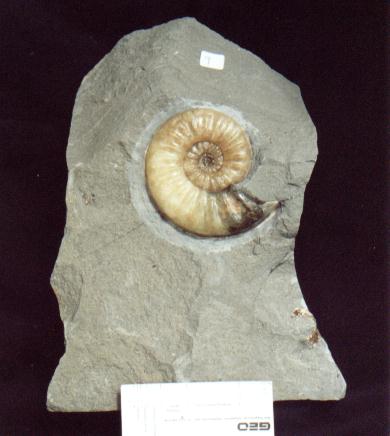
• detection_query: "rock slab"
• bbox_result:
[47,18,346,411]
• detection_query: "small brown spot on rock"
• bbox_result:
[307,328,320,345]
[292,307,313,318]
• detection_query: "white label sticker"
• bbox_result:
[121,381,274,436]
[200,50,225,70]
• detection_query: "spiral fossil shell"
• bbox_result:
[145,108,279,237]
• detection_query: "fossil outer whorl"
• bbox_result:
[145,108,278,237]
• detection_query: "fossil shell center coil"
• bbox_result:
[145,108,279,237]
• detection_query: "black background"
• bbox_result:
[0,1,387,435]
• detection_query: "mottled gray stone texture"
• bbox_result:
[47,17,346,412]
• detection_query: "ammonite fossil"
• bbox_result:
[145,108,279,237]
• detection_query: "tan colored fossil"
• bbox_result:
[145,108,279,236]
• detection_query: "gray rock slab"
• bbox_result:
[47,17,346,412]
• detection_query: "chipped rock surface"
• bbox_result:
[47,18,346,412]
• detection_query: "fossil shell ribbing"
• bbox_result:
[145,108,279,237]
